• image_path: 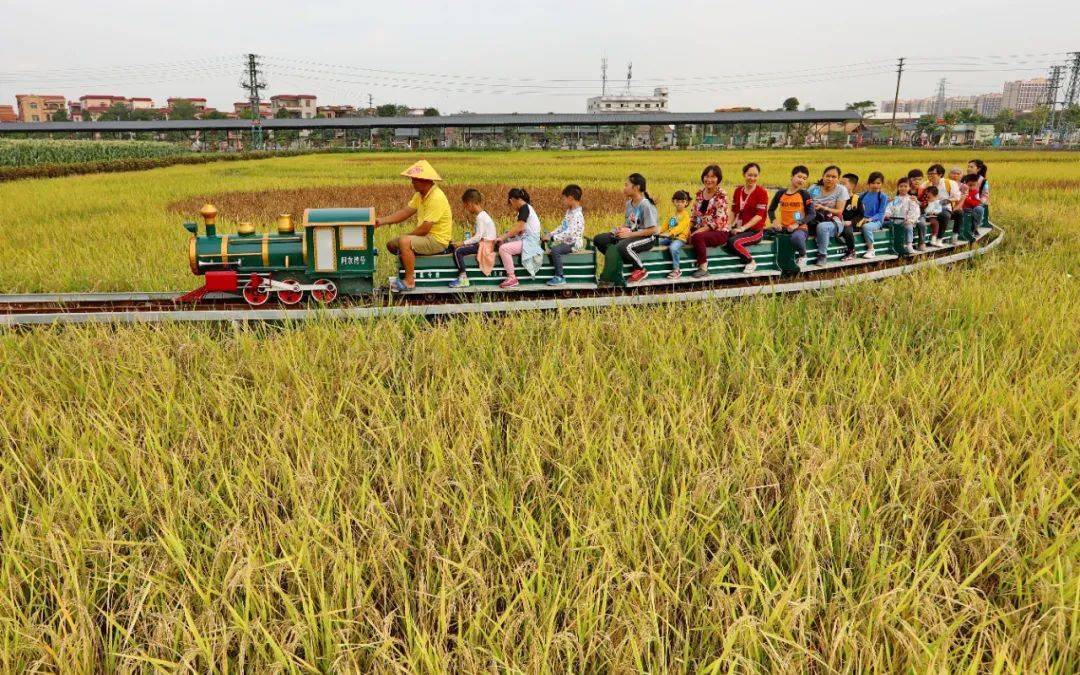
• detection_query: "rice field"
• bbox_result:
[0,150,1078,672]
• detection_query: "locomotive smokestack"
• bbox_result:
[200,203,219,237]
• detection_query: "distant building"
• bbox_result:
[880,97,936,114]
[270,94,317,118]
[317,105,356,118]
[233,101,271,118]
[1002,78,1049,112]
[587,87,669,113]
[129,97,155,110]
[0,105,17,123]
[946,124,996,145]
[975,93,1002,117]
[78,94,129,120]
[167,97,207,112]
[15,94,67,122]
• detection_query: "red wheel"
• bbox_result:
[242,276,270,306]
[277,278,304,305]
[311,279,338,304]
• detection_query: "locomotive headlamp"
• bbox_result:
[276,213,294,234]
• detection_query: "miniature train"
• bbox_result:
[180,202,991,305]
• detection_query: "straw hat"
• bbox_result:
[400,159,442,181]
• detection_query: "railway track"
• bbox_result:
[0,228,1002,327]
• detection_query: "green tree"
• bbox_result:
[954,108,983,124]
[168,100,198,120]
[97,102,133,121]
[202,110,228,120]
[423,107,440,116]
[50,108,69,122]
[845,100,875,118]
[274,107,297,119]
[782,97,799,111]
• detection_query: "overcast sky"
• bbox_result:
[2,0,1077,113]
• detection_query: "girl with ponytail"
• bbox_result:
[593,173,660,284]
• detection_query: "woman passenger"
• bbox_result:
[808,165,851,266]
[726,162,769,273]
[688,164,730,278]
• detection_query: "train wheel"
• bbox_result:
[311,279,338,304]
[277,278,304,305]
[242,277,270,306]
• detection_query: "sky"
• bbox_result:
[2,0,1078,114]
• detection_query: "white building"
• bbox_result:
[1002,78,1049,112]
[587,87,669,113]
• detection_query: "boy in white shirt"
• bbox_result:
[543,184,586,286]
[450,188,497,288]
[885,177,921,255]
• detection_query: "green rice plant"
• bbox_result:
[0,150,1077,671]
[0,139,189,167]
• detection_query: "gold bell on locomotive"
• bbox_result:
[276,213,294,234]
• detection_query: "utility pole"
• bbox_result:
[1046,65,1063,135]
[625,62,632,94]
[1064,51,1080,108]
[368,93,374,114]
[240,53,267,150]
[934,78,948,118]
[890,57,905,140]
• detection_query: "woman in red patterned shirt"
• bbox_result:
[689,164,730,278]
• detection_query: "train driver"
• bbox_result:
[375,160,454,292]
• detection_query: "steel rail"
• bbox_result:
[1,227,1002,327]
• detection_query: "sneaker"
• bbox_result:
[813,255,828,267]
[861,248,876,259]
[917,243,927,251]
[546,276,566,286]
[666,269,682,280]
[951,234,959,245]
[390,278,414,293]
[499,277,519,289]
[929,237,942,247]
[903,244,914,254]
[795,254,806,267]
[840,252,856,262]
[449,275,470,288]
[627,268,649,283]
[743,260,757,273]
[691,266,710,279]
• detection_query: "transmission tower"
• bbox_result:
[240,53,267,150]
[934,78,948,118]
[1064,51,1080,108]
[625,62,633,94]
[1046,65,1063,133]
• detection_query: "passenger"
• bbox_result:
[808,165,851,266]
[765,165,815,265]
[968,159,990,227]
[543,184,586,286]
[859,172,889,259]
[907,168,927,208]
[928,163,963,247]
[496,188,543,289]
[725,162,769,274]
[656,190,692,279]
[885,177,921,255]
[377,159,453,292]
[948,166,964,186]
[593,173,659,284]
[687,165,730,278]
[922,185,943,248]
[925,163,961,246]
[838,173,862,261]
[448,188,498,289]
[960,173,985,238]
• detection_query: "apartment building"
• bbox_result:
[317,105,356,118]
[0,105,17,123]
[167,97,207,112]
[1001,78,1049,112]
[587,87,669,113]
[270,94,317,118]
[233,101,271,118]
[15,94,67,122]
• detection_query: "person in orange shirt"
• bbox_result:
[765,165,816,265]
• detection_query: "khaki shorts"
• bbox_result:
[387,234,447,256]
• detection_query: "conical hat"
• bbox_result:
[400,159,442,181]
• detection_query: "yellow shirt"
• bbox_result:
[658,210,691,242]
[408,186,453,246]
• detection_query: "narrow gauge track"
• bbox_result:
[1,228,1002,327]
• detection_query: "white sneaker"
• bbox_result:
[743,260,757,274]
[861,248,876,259]
[930,237,942,247]
[903,244,914,254]
[951,234,959,244]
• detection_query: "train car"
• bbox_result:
[180,202,989,303]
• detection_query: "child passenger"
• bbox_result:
[543,184,586,286]
[961,173,985,240]
[885,177,921,255]
[496,188,542,289]
[766,165,815,265]
[449,189,498,288]
[838,173,861,261]
[922,185,943,249]
[657,190,691,279]
[859,172,889,259]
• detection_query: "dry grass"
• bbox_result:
[0,149,1078,672]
